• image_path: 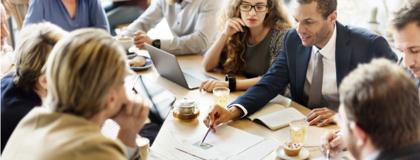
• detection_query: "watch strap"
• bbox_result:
[225,74,236,91]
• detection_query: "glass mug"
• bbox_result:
[213,87,230,108]
[289,119,308,145]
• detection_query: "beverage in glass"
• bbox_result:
[289,119,308,145]
[213,87,230,108]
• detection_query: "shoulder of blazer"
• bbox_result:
[336,21,382,47]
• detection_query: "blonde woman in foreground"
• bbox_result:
[200,0,292,92]
[2,29,150,160]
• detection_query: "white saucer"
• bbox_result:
[276,146,309,160]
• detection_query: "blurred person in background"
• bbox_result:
[1,22,68,153]
[104,0,149,36]
[118,0,222,55]
[1,0,14,75]
[23,0,109,32]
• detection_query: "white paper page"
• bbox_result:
[176,125,265,160]
[247,103,286,121]
[258,108,306,129]
[225,140,280,160]
[269,94,292,107]
[312,151,355,160]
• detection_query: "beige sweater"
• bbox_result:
[2,107,140,160]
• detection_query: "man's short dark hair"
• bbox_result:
[389,0,420,31]
[296,0,337,19]
[339,58,420,150]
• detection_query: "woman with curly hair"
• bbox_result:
[200,0,292,92]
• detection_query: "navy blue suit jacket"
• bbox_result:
[231,22,398,116]
[1,72,42,153]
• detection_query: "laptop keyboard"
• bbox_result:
[183,72,202,87]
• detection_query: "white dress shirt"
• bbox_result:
[120,0,221,55]
[306,25,338,97]
[363,150,380,160]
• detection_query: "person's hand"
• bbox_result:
[133,31,153,50]
[2,44,13,53]
[199,79,228,92]
[203,104,238,133]
[222,18,246,37]
[319,131,346,156]
[306,107,336,127]
[112,91,150,132]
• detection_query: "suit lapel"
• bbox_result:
[335,22,352,88]
[295,41,312,99]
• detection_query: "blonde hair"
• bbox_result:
[1,0,11,17]
[14,22,68,92]
[218,0,292,74]
[44,28,127,117]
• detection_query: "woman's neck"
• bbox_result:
[61,0,77,19]
[248,25,271,45]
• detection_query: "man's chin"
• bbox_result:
[414,74,420,80]
[301,42,313,47]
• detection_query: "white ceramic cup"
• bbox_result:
[117,37,133,50]
[136,137,150,160]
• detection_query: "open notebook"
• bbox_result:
[247,103,306,130]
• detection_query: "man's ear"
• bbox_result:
[350,122,369,147]
[38,75,47,90]
[328,11,338,25]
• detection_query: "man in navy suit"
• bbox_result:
[203,0,397,132]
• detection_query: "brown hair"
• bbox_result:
[388,0,420,31]
[1,0,11,17]
[339,58,420,150]
[44,28,127,118]
[14,22,68,92]
[218,0,292,74]
[296,0,337,19]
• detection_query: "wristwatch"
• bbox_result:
[152,39,161,49]
[225,74,236,91]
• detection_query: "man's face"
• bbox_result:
[292,1,334,48]
[0,7,10,51]
[337,105,361,159]
[394,22,420,79]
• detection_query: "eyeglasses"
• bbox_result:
[238,4,269,12]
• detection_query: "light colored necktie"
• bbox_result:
[308,51,323,109]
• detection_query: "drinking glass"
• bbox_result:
[213,87,230,108]
[289,119,308,145]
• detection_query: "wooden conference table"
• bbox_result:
[134,50,341,160]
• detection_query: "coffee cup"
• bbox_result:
[136,137,150,160]
[117,37,133,50]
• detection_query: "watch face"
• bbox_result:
[153,40,161,48]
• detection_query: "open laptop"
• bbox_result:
[145,43,217,89]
